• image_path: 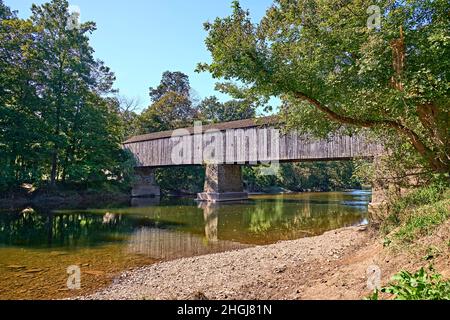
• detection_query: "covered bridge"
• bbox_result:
[123,117,383,203]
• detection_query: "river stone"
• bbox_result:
[274,265,287,273]
[7,265,26,269]
[25,268,44,273]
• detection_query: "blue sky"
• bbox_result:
[8,0,276,112]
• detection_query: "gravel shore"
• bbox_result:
[80,225,369,300]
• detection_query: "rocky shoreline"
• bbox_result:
[79,225,372,300]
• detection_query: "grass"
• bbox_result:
[390,181,448,216]
[393,199,450,243]
[380,182,449,245]
[368,182,450,300]
[367,181,450,300]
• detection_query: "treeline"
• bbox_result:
[0,0,363,196]
[244,161,362,193]
[127,71,363,194]
[0,0,134,193]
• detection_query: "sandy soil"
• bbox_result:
[79,221,450,300]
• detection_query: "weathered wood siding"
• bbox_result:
[124,127,383,168]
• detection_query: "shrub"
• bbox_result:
[377,267,450,300]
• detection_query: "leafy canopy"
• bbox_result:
[0,0,133,191]
[198,0,450,174]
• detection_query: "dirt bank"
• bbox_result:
[79,220,449,300]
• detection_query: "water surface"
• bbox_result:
[0,191,370,299]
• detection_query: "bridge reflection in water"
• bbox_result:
[127,200,249,260]
[125,192,369,260]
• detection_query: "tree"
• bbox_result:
[198,0,450,174]
[0,0,133,192]
[139,71,198,133]
[137,72,203,194]
[0,2,45,191]
[139,91,197,132]
[198,96,256,123]
[0,0,13,19]
[113,95,141,139]
[277,162,362,192]
[30,0,115,186]
[149,71,191,103]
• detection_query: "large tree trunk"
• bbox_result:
[50,54,66,187]
[50,152,58,186]
[50,98,61,187]
[417,103,449,167]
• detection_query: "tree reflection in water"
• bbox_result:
[0,207,135,248]
[0,191,370,250]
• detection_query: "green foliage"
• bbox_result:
[155,166,205,195]
[365,289,379,301]
[0,0,134,193]
[393,199,449,243]
[243,162,363,193]
[138,91,197,132]
[149,71,191,103]
[198,96,256,123]
[138,71,198,133]
[199,0,450,173]
[281,161,362,192]
[380,213,401,236]
[380,267,450,300]
[391,180,449,215]
[378,180,449,245]
[243,166,279,192]
[352,160,376,187]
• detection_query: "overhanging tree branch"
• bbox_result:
[292,91,448,172]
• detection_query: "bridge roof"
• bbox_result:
[123,116,279,144]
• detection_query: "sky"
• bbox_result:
[8,0,276,112]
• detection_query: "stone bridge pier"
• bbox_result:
[131,164,248,202]
[131,167,160,198]
[196,164,248,203]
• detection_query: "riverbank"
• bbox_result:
[0,189,131,211]
[80,226,371,300]
[79,215,450,300]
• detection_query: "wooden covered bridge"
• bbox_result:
[123,117,383,203]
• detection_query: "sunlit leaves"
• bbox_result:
[0,0,133,191]
[200,0,450,173]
